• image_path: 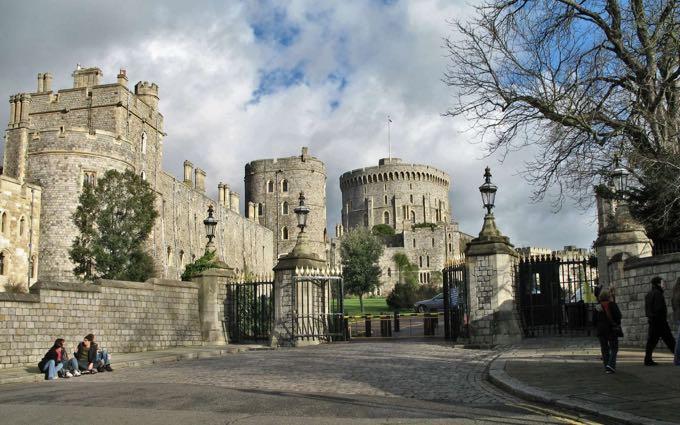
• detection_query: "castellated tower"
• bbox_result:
[245,147,327,259]
[339,158,451,231]
[4,66,164,282]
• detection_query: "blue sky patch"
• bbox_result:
[251,8,300,47]
[250,64,306,103]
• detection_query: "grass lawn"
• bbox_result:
[344,297,408,316]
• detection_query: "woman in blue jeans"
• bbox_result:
[672,278,680,366]
[594,290,622,373]
[38,338,79,380]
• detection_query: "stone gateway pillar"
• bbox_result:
[192,266,233,345]
[465,213,522,346]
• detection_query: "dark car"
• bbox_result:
[414,293,444,312]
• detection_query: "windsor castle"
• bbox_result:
[0,66,471,293]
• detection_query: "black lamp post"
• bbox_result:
[611,156,630,196]
[479,167,497,215]
[294,192,310,234]
[203,205,218,253]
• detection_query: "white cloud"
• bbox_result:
[0,0,597,250]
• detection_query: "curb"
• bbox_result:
[487,354,676,425]
[0,345,273,386]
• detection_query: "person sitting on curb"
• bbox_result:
[594,290,622,373]
[75,334,113,373]
[38,338,81,380]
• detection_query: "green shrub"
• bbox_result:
[413,222,437,230]
[181,251,219,281]
[371,224,395,236]
[386,281,419,310]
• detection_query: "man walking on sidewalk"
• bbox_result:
[645,276,676,365]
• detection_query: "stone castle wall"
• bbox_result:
[4,67,274,282]
[608,252,680,346]
[244,147,326,259]
[0,176,41,291]
[0,279,203,369]
[339,158,450,231]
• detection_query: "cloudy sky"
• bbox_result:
[0,0,598,250]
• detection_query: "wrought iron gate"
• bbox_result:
[443,259,469,341]
[291,273,345,342]
[225,279,274,343]
[516,254,598,337]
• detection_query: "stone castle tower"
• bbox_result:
[5,67,164,282]
[4,66,274,283]
[339,158,451,231]
[244,147,327,259]
[336,158,469,293]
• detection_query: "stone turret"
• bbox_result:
[72,66,102,88]
[134,81,159,110]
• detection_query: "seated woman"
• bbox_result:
[38,338,80,380]
[75,334,113,373]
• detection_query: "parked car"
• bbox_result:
[414,293,444,312]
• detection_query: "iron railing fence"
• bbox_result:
[225,280,274,343]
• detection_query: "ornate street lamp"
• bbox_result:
[479,167,497,215]
[294,192,310,233]
[611,156,630,196]
[203,205,218,253]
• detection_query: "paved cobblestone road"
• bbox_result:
[0,340,610,424]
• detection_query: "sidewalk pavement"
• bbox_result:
[0,344,272,386]
[488,337,678,425]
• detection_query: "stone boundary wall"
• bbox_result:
[608,252,680,346]
[0,278,202,369]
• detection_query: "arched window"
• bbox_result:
[179,250,184,266]
[167,247,173,266]
[141,131,147,155]
[426,256,430,267]
[383,211,390,225]
[19,217,25,237]
[384,195,388,205]
[257,203,264,216]
[419,256,423,268]
[281,226,289,240]
[281,179,289,192]
[140,171,146,180]
[448,243,452,253]
[83,171,97,188]
[410,211,416,223]
[1,212,6,234]
[387,268,392,277]
[281,201,289,215]
[0,252,4,275]
[267,180,274,192]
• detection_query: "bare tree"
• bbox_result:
[444,0,680,236]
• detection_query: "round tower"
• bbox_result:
[339,158,451,232]
[245,147,327,259]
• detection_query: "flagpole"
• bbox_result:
[387,115,391,161]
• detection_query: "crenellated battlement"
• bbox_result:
[135,81,159,110]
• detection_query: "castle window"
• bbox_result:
[140,171,146,180]
[1,212,7,234]
[409,183,413,189]
[30,255,37,279]
[83,171,97,188]
[387,267,392,277]
[281,226,289,240]
[419,256,423,268]
[413,239,416,248]
[426,256,430,267]
[281,201,289,215]
[448,243,452,253]
[19,217,25,237]
[281,179,289,193]
[179,250,184,267]
[258,203,264,216]
[167,247,173,267]
[141,132,147,155]
[384,183,387,191]
[384,195,388,205]
[383,211,390,225]
[267,180,274,193]
[0,252,4,275]
[432,238,435,247]
[410,211,416,223]
[410,194,413,203]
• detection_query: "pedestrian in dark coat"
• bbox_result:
[644,276,676,365]
[594,290,622,373]
[672,277,680,366]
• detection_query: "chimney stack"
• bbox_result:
[183,160,193,186]
[37,73,44,93]
[194,168,206,193]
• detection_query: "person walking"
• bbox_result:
[644,276,676,366]
[594,290,622,373]
[672,278,680,366]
